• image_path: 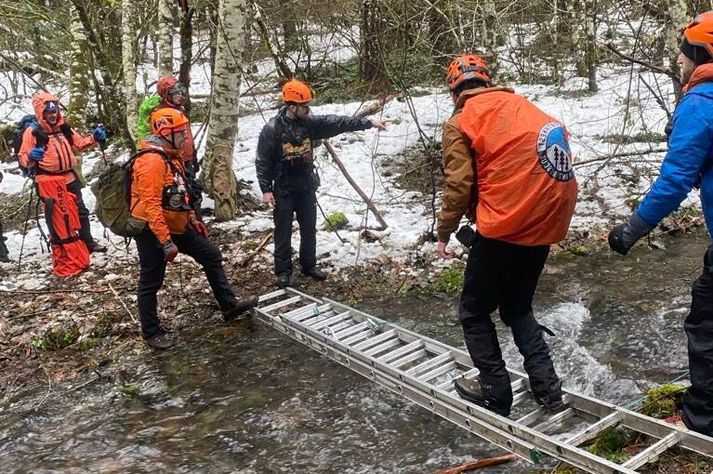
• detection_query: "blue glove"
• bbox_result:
[29,147,45,162]
[92,125,107,143]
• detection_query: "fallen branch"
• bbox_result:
[575,148,667,166]
[604,43,677,80]
[435,454,518,474]
[239,231,273,267]
[323,140,389,230]
[109,283,137,324]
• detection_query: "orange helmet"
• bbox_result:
[681,12,713,64]
[446,54,491,91]
[150,108,189,138]
[282,79,313,104]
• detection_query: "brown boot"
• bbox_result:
[87,241,107,253]
[224,296,259,323]
[145,334,175,350]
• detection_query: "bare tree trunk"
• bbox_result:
[427,0,457,70]
[201,0,248,221]
[67,7,90,126]
[158,0,174,76]
[585,0,598,92]
[178,0,194,113]
[668,0,688,99]
[360,0,389,88]
[280,0,297,50]
[122,0,138,141]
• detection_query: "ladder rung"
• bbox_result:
[511,378,527,391]
[303,310,336,325]
[363,338,403,357]
[419,361,457,384]
[533,408,576,433]
[341,329,374,346]
[622,432,680,469]
[512,390,531,406]
[261,295,303,313]
[406,352,452,377]
[391,349,428,369]
[566,412,620,447]
[258,289,287,303]
[309,311,352,330]
[516,407,545,426]
[459,368,479,380]
[352,329,397,351]
[292,304,331,322]
[334,321,369,339]
[324,320,356,334]
[378,340,423,363]
[436,378,457,391]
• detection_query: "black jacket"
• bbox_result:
[256,107,372,195]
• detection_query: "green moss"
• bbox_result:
[430,265,465,296]
[78,337,101,351]
[587,427,636,463]
[118,382,141,397]
[640,383,686,419]
[568,245,591,256]
[322,212,349,231]
[41,322,80,351]
[91,313,114,339]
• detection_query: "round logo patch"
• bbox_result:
[536,122,574,181]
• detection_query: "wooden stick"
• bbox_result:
[239,232,273,267]
[323,140,389,230]
[109,282,137,324]
[435,454,518,474]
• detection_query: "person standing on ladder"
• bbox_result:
[608,12,713,437]
[255,79,388,288]
[436,54,578,417]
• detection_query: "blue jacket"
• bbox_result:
[636,80,713,239]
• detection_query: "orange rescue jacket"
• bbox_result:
[18,92,97,184]
[438,87,578,246]
[130,139,193,243]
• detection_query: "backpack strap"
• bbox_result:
[125,148,184,209]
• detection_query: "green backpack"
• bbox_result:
[91,149,173,237]
[135,94,162,142]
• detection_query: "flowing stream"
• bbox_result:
[1,230,708,473]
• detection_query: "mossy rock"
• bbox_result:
[587,426,636,463]
[430,265,465,296]
[41,322,80,351]
[91,313,114,339]
[322,212,349,231]
[568,245,590,256]
[78,337,101,351]
[640,383,686,419]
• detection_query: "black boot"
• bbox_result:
[277,274,291,288]
[145,333,175,350]
[224,296,259,323]
[454,377,511,417]
[302,267,327,281]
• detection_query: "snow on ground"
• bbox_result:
[0,58,694,288]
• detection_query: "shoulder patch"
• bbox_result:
[536,122,574,181]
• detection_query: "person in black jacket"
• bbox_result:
[256,79,387,288]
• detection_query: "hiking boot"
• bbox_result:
[454,377,510,417]
[535,396,568,414]
[87,241,107,253]
[224,296,259,323]
[145,334,175,350]
[302,267,327,281]
[277,274,291,288]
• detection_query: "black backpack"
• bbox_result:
[13,115,74,176]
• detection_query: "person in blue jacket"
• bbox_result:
[608,12,713,437]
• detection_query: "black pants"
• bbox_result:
[66,179,94,246]
[0,219,8,259]
[273,190,317,276]
[135,228,237,339]
[682,246,713,436]
[459,232,561,412]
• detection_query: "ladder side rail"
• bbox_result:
[621,432,680,470]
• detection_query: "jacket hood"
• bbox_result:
[157,76,178,100]
[453,86,515,112]
[684,63,713,93]
[140,135,183,159]
[32,92,65,131]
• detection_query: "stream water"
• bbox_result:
[1,230,708,473]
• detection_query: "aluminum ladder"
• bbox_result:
[253,288,713,473]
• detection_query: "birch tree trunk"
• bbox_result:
[201,0,248,221]
[158,0,174,76]
[122,0,138,142]
[67,7,90,125]
[584,0,598,92]
[178,0,194,113]
[667,0,688,99]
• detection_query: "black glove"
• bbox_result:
[608,213,653,256]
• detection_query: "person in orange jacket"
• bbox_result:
[131,108,257,350]
[18,92,107,252]
[436,54,578,417]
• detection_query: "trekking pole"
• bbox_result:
[17,185,35,270]
[316,198,345,244]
